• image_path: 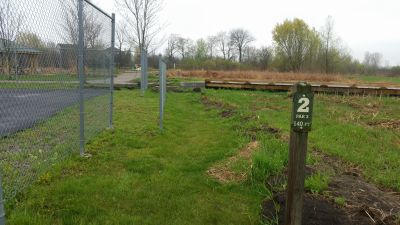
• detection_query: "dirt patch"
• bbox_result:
[201,96,237,118]
[262,193,351,225]
[207,141,259,183]
[368,119,400,130]
[263,189,400,225]
[263,150,400,225]
[245,124,282,141]
[310,149,362,176]
[328,174,400,224]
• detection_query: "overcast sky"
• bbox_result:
[96,0,400,66]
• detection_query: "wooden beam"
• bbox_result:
[205,79,400,97]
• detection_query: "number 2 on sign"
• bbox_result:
[297,97,310,113]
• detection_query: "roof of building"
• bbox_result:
[0,39,41,54]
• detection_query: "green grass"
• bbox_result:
[334,197,346,207]
[4,88,399,224]
[6,90,263,225]
[1,94,109,201]
[348,74,400,84]
[305,173,329,194]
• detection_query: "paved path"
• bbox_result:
[114,71,140,85]
[0,89,108,137]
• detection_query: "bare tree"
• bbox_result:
[59,0,103,48]
[0,0,23,75]
[321,16,336,73]
[116,0,163,52]
[216,32,232,60]
[116,22,129,52]
[206,35,218,58]
[176,37,190,59]
[363,51,382,74]
[229,28,255,63]
[258,46,273,70]
[164,34,179,68]
[115,22,130,68]
[216,32,227,60]
[165,34,179,60]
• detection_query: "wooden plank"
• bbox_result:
[205,79,400,96]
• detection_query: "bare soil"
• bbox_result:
[263,193,351,225]
[201,96,237,118]
[367,119,400,130]
[263,150,400,225]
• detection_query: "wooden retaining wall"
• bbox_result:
[205,80,400,97]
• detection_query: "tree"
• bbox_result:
[304,27,322,72]
[206,35,218,58]
[363,52,382,74]
[115,22,131,68]
[320,16,341,73]
[391,66,400,76]
[165,34,179,58]
[116,0,163,52]
[258,46,273,70]
[272,18,319,72]
[0,0,23,76]
[216,32,228,60]
[16,32,45,49]
[176,37,190,59]
[59,0,103,48]
[243,46,257,65]
[229,28,254,63]
[116,22,128,51]
[195,38,208,59]
[165,34,179,67]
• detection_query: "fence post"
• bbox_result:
[159,55,164,130]
[284,82,314,225]
[144,50,148,90]
[109,13,115,129]
[78,0,85,156]
[163,62,166,104]
[0,175,5,225]
[140,46,145,95]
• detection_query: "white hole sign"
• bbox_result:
[291,86,314,132]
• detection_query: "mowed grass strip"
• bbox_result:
[7,90,262,225]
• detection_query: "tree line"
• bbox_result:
[160,17,398,75]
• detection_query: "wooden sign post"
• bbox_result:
[285,82,314,225]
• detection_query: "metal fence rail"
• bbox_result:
[0,0,115,222]
[159,56,166,130]
[140,48,148,95]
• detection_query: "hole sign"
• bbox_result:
[297,97,310,113]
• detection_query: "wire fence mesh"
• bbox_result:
[0,0,114,213]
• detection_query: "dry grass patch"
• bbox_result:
[207,141,259,183]
[170,70,350,83]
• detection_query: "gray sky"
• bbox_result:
[97,0,400,66]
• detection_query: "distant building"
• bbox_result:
[0,39,41,75]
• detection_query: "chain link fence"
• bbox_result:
[0,0,115,221]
